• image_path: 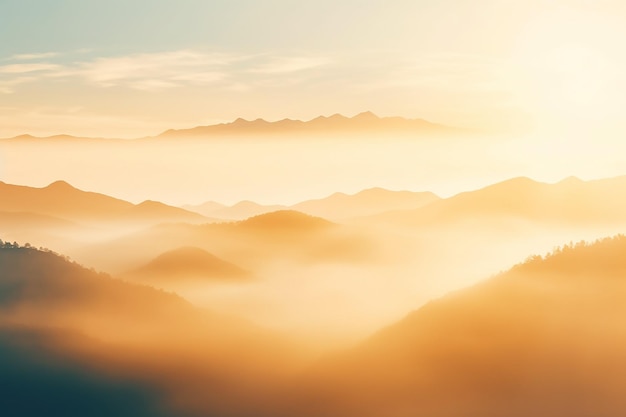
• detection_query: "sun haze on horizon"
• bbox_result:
[0,0,625,138]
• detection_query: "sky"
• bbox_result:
[2,0,626,138]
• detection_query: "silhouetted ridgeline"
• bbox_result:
[158,111,461,138]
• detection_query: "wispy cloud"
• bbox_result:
[250,56,330,74]
[75,50,234,89]
[0,63,61,74]
[0,50,330,93]
[9,52,59,61]
[0,76,38,94]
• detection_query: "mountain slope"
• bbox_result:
[0,242,307,417]
[0,180,210,225]
[287,235,626,417]
[367,175,626,227]
[208,200,287,220]
[292,187,440,220]
[185,188,439,221]
[126,246,250,283]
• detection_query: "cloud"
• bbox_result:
[250,56,330,74]
[0,76,38,94]
[0,63,61,74]
[9,52,59,61]
[75,50,234,88]
[0,50,332,94]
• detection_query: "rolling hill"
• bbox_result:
[125,246,250,283]
[72,210,376,275]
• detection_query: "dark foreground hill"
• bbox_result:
[0,241,306,417]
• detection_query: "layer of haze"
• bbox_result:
[2,132,626,206]
[3,176,626,348]
[3,1,626,416]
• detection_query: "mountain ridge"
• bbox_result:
[158,111,461,138]
[1,112,466,141]
[0,180,211,225]
[362,175,626,227]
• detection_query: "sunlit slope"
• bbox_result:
[125,246,250,283]
[0,180,210,225]
[289,235,626,417]
[185,200,287,220]
[185,188,439,221]
[366,176,626,227]
[291,187,439,220]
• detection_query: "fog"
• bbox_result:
[4,131,624,206]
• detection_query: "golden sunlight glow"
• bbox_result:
[4,2,626,416]
[510,7,625,130]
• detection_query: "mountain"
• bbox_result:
[285,235,626,417]
[182,200,227,217]
[158,112,460,138]
[0,180,210,225]
[365,175,626,228]
[125,246,250,283]
[206,200,287,220]
[292,187,440,220]
[236,210,333,231]
[0,242,306,417]
[184,188,439,221]
[73,210,376,274]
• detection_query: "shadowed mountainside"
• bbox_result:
[0,242,308,417]
[283,235,626,417]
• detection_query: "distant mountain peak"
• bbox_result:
[558,176,583,185]
[239,210,332,229]
[45,180,76,190]
[129,246,249,281]
[136,199,161,207]
[157,111,457,138]
[353,111,379,120]
[14,134,36,140]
